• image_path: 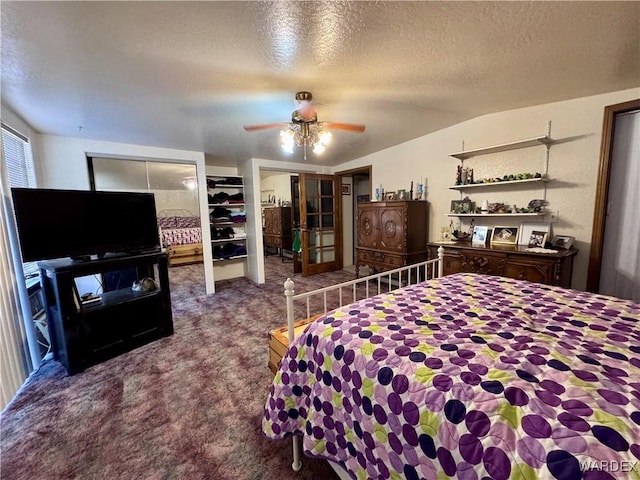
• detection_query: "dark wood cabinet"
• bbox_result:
[427,242,578,288]
[356,201,429,276]
[39,252,173,374]
[263,206,292,251]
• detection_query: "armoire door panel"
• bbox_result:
[379,207,405,252]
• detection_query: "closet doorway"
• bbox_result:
[88,157,205,288]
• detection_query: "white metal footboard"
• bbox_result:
[282,246,444,472]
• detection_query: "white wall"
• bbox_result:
[260,171,292,204]
[336,88,640,290]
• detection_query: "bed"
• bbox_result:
[263,255,640,479]
[157,209,203,266]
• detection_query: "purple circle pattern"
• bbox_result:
[264,273,640,479]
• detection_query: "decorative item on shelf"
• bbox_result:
[452,230,471,241]
[456,165,463,185]
[527,199,548,212]
[409,181,413,200]
[481,199,489,214]
[374,188,381,202]
[450,196,474,214]
[416,179,425,200]
[396,189,406,200]
[452,219,474,241]
[490,226,520,245]
[472,172,544,185]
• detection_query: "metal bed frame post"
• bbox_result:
[284,278,303,472]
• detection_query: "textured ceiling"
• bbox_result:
[1,1,639,166]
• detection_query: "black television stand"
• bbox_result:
[39,251,173,374]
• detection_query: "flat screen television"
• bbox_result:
[11,188,160,262]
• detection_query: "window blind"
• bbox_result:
[0,122,37,410]
[1,123,38,280]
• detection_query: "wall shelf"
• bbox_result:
[449,135,552,160]
[446,212,548,218]
[213,254,248,262]
[449,177,549,191]
[211,237,247,244]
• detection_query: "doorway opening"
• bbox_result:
[336,166,372,272]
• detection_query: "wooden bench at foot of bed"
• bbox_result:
[167,243,204,266]
[268,316,321,375]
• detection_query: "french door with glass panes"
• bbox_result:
[299,173,342,275]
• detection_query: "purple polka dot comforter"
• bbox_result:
[263,273,640,480]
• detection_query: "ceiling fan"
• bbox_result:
[243,91,365,159]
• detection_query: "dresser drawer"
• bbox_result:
[357,249,405,269]
[503,259,554,285]
[167,243,203,266]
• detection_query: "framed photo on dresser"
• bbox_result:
[519,222,551,246]
[551,235,575,249]
[472,226,489,245]
[490,226,519,245]
[527,231,548,248]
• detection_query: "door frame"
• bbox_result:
[587,98,640,292]
[335,166,372,267]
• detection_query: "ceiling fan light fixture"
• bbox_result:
[246,92,365,159]
[312,142,326,155]
[318,130,332,146]
[280,128,295,154]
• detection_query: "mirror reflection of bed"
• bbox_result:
[157,209,204,267]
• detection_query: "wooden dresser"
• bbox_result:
[355,201,429,277]
[263,206,292,252]
[427,242,578,288]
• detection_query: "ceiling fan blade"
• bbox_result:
[243,122,289,132]
[321,122,366,132]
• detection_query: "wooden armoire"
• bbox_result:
[355,200,429,277]
[263,206,292,252]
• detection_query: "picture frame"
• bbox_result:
[450,199,473,214]
[472,226,489,245]
[518,222,551,246]
[490,226,519,245]
[396,189,407,200]
[527,230,548,248]
[385,192,397,201]
[551,235,575,249]
[341,184,351,195]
